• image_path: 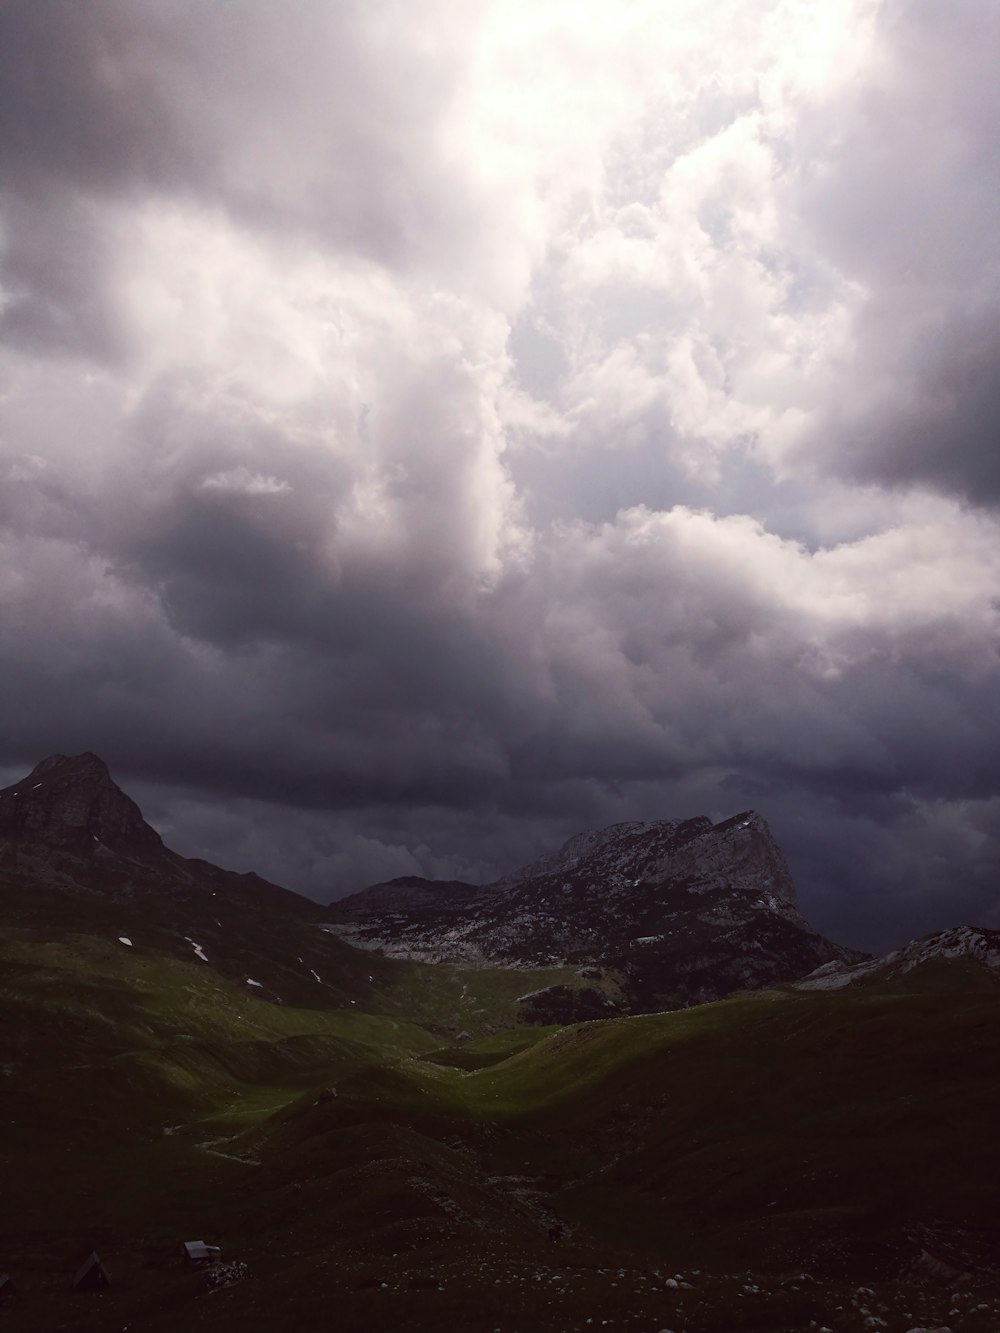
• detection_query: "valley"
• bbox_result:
[2,756,1000,1331]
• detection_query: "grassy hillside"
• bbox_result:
[0,924,583,1151]
[4,909,1000,1331]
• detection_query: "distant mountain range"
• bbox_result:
[796,924,1000,992]
[4,753,999,1014]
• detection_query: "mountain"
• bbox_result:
[326,810,862,1011]
[0,751,316,913]
[0,752,404,1010]
[0,752,595,1025]
[0,751,164,853]
[796,924,1000,993]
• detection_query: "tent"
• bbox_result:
[72,1252,110,1291]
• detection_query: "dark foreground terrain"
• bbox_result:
[3,928,1000,1332]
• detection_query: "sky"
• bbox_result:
[2,0,999,952]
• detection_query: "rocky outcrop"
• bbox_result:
[326,810,862,1007]
[0,752,163,854]
[796,925,1000,992]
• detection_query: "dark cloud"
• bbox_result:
[823,303,1000,504]
[794,1,1000,505]
[0,0,487,361]
[2,1,999,955]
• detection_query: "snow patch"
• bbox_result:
[118,936,133,947]
[184,937,209,963]
[245,978,262,988]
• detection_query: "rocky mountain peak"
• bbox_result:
[327,808,854,1009]
[0,753,327,919]
[493,817,705,888]
[660,809,799,909]
[0,752,163,853]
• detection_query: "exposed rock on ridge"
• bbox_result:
[796,925,1000,992]
[0,752,163,854]
[326,810,860,1008]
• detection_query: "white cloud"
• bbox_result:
[201,468,290,496]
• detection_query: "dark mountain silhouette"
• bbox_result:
[0,752,320,916]
[0,752,163,854]
[0,753,387,1009]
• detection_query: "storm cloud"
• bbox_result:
[2,0,999,951]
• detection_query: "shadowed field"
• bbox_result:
[3,919,1000,1331]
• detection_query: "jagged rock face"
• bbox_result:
[0,753,163,854]
[326,811,860,1007]
[796,925,1000,992]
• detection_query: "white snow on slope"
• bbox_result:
[118,936,133,947]
[184,937,209,963]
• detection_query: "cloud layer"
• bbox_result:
[2,0,999,950]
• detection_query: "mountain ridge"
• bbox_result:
[796,924,1000,992]
[0,751,322,918]
[325,807,863,1010]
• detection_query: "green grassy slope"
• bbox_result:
[4,902,1000,1332]
[256,987,1000,1238]
[159,986,1000,1332]
[0,865,591,1031]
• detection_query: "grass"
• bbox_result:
[369,958,589,1035]
[0,928,444,1207]
[4,904,1000,1331]
[420,1025,561,1070]
[245,986,1000,1252]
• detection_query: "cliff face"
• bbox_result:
[327,810,861,1008]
